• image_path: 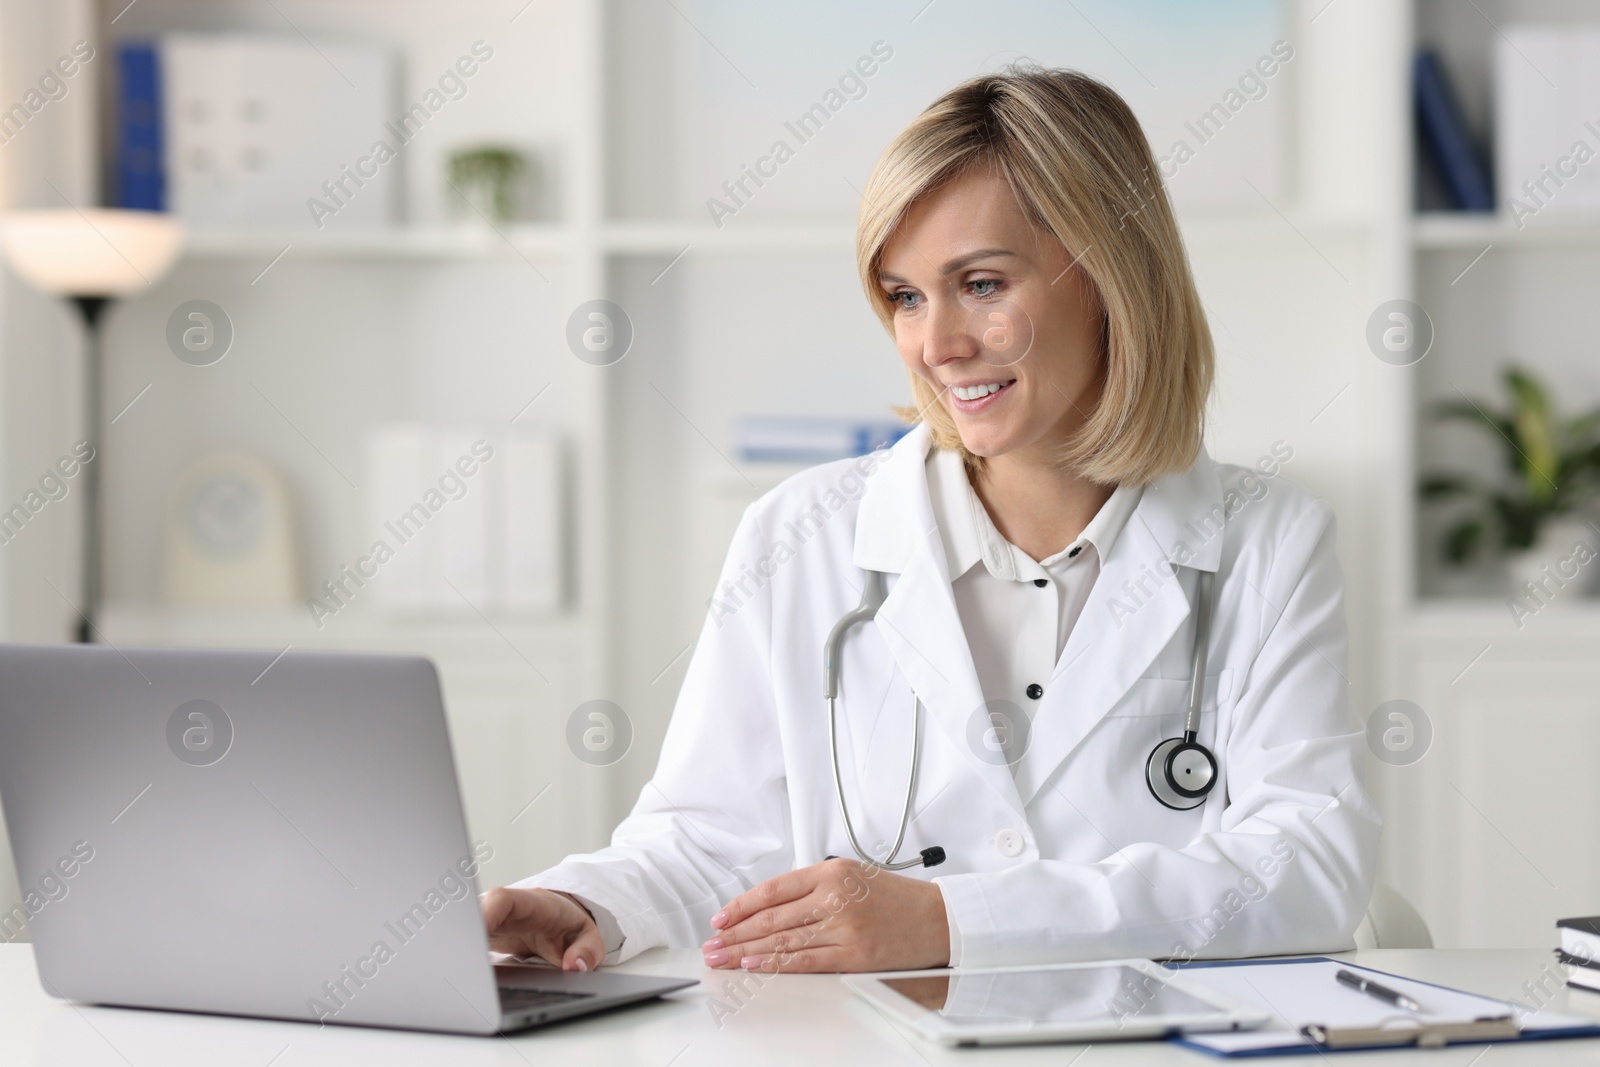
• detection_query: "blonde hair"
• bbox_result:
[856,66,1213,487]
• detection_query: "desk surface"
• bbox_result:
[1,945,1597,1064]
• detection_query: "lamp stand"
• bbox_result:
[71,295,109,644]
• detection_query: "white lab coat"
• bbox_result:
[523,422,1380,966]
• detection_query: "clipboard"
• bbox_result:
[1165,957,1600,1057]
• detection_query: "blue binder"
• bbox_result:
[1414,49,1494,212]
[115,41,164,211]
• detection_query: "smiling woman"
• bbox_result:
[858,67,1212,491]
[483,64,1377,981]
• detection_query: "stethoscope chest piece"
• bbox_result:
[1144,568,1220,812]
[1146,736,1216,810]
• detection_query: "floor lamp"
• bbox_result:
[0,209,184,642]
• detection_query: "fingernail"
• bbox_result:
[740,955,764,970]
[703,949,729,967]
[575,958,589,972]
[701,936,723,951]
[710,910,729,929]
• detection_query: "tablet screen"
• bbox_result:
[882,965,1219,1025]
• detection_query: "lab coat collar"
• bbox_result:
[854,422,1226,578]
[852,421,1230,810]
[924,445,1145,582]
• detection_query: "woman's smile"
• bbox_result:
[947,378,1017,412]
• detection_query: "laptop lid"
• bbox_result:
[0,643,505,1034]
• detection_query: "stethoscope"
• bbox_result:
[822,566,1219,871]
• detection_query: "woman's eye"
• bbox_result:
[889,291,922,310]
[968,279,1002,298]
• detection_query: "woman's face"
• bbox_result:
[877,168,1104,464]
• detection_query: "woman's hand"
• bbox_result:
[701,858,949,973]
[480,887,607,971]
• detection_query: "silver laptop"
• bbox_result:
[0,643,694,1035]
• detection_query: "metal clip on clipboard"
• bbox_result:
[1301,1015,1521,1050]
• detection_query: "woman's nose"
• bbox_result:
[921,297,977,368]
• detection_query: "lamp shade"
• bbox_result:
[0,209,184,297]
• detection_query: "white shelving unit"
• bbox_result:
[1379,0,1600,950]
[0,0,619,900]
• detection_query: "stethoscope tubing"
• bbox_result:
[824,565,1221,865]
[826,692,929,870]
[1182,569,1215,742]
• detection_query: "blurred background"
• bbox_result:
[0,0,1594,951]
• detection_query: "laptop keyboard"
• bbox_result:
[499,987,596,1012]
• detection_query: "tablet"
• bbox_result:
[845,959,1271,1047]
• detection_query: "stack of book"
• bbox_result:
[735,416,910,464]
[1557,916,1600,993]
[1414,48,1493,212]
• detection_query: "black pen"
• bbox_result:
[1336,968,1422,1012]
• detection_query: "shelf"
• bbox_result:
[95,602,585,659]
[1414,212,1600,249]
[181,224,576,261]
[598,215,1373,257]
[170,215,1381,263]
[183,223,852,259]
[601,222,856,254]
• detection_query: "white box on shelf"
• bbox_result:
[161,33,397,230]
[1495,25,1600,221]
[362,425,562,618]
[500,434,562,614]
[437,429,489,606]
[364,424,430,612]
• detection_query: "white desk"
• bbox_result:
[2,945,1597,1064]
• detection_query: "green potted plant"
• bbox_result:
[1419,365,1600,596]
[446,145,529,225]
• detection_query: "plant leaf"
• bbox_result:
[1443,518,1484,564]
[1566,409,1600,443]
[1506,367,1560,504]
[1489,492,1542,550]
[1419,474,1478,499]
[1428,399,1512,438]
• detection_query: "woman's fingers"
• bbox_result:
[706,859,875,967]
[480,886,544,953]
[559,921,608,972]
[712,865,821,934]
[706,920,822,968]
[708,919,843,970]
[480,887,600,969]
[710,896,828,956]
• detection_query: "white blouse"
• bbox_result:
[923,447,1143,776]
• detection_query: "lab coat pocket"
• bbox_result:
[1109,668,1233,719]
[1103,671,1232,821]
[1048,672,1235,851]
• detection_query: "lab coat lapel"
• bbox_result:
[852,426,1027,818]
[1011,450,1227,807]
